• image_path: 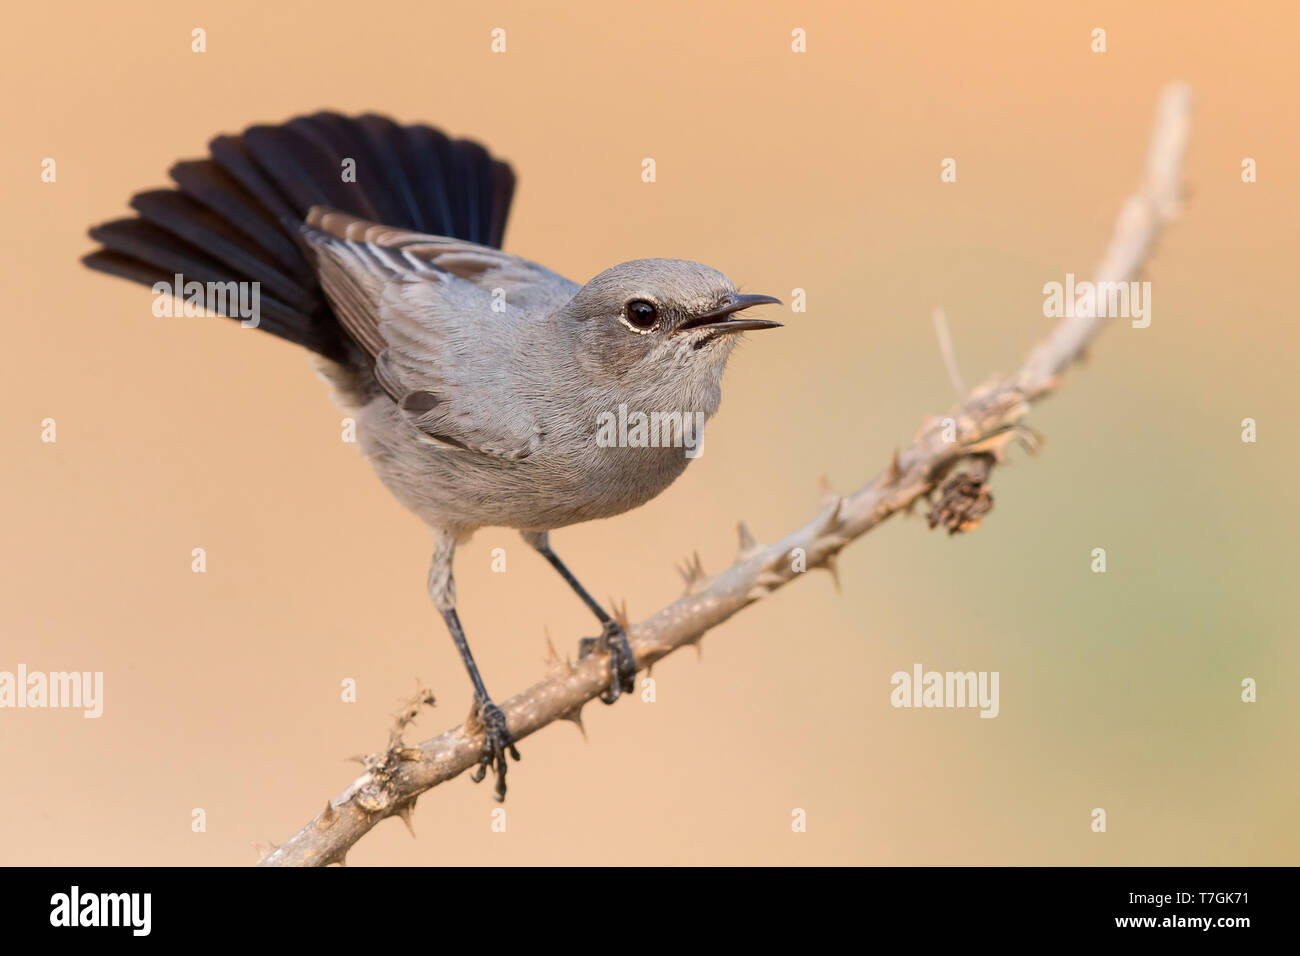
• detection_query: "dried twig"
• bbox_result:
[259,84,1192,867]
[931,306,968,399]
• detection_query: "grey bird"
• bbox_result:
[82,113,781,799]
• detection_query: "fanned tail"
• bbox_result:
[82,113,516,360]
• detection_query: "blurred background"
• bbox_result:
[2,0,1296,865]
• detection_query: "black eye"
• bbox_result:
[624,299,659,330]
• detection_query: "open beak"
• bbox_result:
[675,293,784,335]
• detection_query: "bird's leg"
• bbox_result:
[430,531,519,800]
[522,531,637,704]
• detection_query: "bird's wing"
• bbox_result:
[301,207,577,459]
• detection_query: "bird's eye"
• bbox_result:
[624,299,659,331]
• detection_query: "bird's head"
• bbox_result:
[563,259,781,405]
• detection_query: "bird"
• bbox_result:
[82,113,782,800]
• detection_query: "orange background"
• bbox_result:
[2,0,1297,865]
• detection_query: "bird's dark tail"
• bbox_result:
[82,113,516,360]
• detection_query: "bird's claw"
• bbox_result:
[579,620,638,705]
[469,699,520,801]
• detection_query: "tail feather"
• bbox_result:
[353,114,427,232]
[128,190,316,310]
[241,124,353,215]
[82,113,516,360]
[81,249,340,356]
[292,113,399,223]
[207,134,301,226]
[403,125,462,238]
[167,160,311,279]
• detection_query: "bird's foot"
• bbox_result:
[579,620,638,705]
[469,698,520,801]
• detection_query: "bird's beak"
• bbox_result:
[675,293,784,335]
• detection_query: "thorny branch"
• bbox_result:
[259,84,1193,866]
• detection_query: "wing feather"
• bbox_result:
[300,207,576,460]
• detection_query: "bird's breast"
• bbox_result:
[525,403,708,523]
